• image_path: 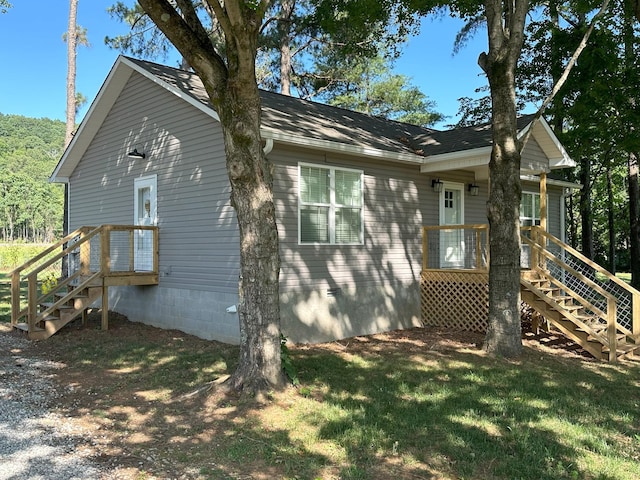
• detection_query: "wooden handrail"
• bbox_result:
[422,224,489,272]
[523,228,636,347]
[11,224,159,329]
[522,237,616,301]
[9,226,97,277]
[527,225,639,341]
[530,226,636,295]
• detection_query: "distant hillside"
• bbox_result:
[0,113,66,243]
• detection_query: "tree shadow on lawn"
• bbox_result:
[24,316,640,480]
[292,329,640,480]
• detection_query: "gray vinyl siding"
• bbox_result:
[69,71,239,294]
[271,146,566,295]
[521,180,564,238]
[272,147,430,292]
[521,138,548,172]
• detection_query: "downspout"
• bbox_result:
[539,171,547,232]
[263,138,274,156]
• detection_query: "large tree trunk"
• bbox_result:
[623,0,640,288]
[480,0,528,358]
[138,0,285,394]
[629,152,640,288]
[278,0,294,95]
[218,78,285,393]
[63,0,78,278]
[606,160,616,273]
[579,157,594,259]
[65,0,78,147]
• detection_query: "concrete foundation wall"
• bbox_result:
[107,285,240,344]
[280,282,422,344]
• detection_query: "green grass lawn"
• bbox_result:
[27,317,640,480]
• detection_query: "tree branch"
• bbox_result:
[520,0,611,148]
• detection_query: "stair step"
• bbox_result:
[603,342,640,353]
[40,302,74,311]
[54,292,89,299]
[561,304,582,311]
[14,323,45,332]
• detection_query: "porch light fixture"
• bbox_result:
[468,183,480,196]
[432,179,443,193]
[127,148,146,159]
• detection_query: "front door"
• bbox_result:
[439,182,464,268]
[134,175,157,271]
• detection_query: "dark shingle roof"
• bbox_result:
[126,57,532,159]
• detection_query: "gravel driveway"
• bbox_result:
[0,330,107,479]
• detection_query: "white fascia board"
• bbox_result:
[50,56,222,183]
[521,174,582,189]
[419,147,492,173]
[528,117,575,169]
[50,59,134,182]
[263,130,426,165]
[120,57,220,122]
[538,117,574,168]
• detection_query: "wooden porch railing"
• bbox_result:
[420,223,640,360]
[522,226,640,358]
[422,224,489,272]
[10,225,159,334]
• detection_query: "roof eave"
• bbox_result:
[263,130,426,165]
[419,147,493,173]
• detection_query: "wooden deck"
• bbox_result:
[420,224,640,361]
[10,225,159,340]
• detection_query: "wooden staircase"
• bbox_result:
[15,278,103,340]
[520,227,640,362]
[11,225,159,340]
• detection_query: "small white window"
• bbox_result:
[520,192,542,226]
[299,163,363,244]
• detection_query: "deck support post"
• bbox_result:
[540,172,547,232]
[101,284,109,331]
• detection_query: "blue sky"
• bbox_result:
[0,2,489,130]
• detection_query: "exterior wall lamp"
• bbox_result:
[468,183,480,196]
[127,148,146,159]
[432,179,443,193]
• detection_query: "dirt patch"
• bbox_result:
[3,312,596,479]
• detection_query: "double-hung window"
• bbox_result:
[520,192,541,226]
[298,163,363,244]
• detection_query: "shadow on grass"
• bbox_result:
[23,317,640,480]
[292,333,640,480]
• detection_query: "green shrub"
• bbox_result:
[0,244,51,270]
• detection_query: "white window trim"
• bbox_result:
[298,162,364,245]
[520,191,548,227]
[134,174,158,226]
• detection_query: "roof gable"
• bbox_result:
[52,55,574,182]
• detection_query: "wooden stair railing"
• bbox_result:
[521,226,640,361]
[10,225,159,340]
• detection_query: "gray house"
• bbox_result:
[49,55,576,345]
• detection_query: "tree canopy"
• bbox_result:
[0,113,65,243]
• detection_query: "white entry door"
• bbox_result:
[134,175,157,271]
[439,182,465,268]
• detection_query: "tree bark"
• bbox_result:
[629,152,640,288]
[623,0,640,288]
[579,157,594,260]
[278,0,294,95]
[65,0,78,147]
[63,0,78,279]
[138,0,285,394]
[480,0,528,358]
[606,160,616,273]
